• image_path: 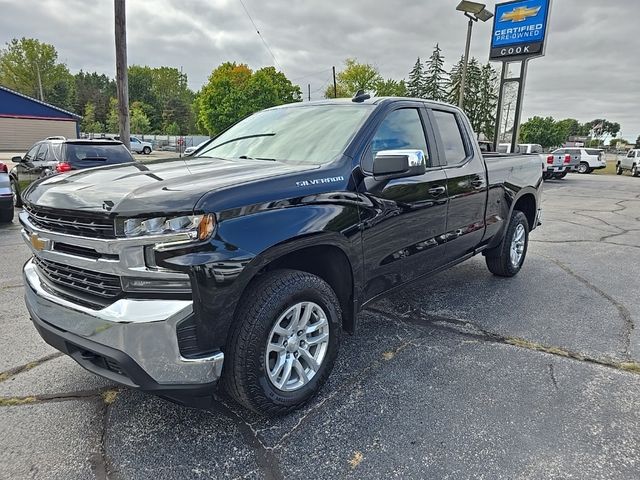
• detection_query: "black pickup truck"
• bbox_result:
[21,96,542,415]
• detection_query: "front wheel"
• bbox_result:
[143,146,151,155]
[10,178,22,207]
[485,211,530,277]
[616,164,623,175]
[632,165,639,177]
[223,269,342,416]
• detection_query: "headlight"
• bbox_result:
[120,213,215,241]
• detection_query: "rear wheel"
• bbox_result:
[223,269,342,416]
[485,211,530,278]
[577,162,590,174]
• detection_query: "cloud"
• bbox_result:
[0,0,637,137]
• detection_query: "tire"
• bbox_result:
[587,168,594,174]
[542,172,551,180]
[485,210,530,277]
[143,146,151,155]
[632,165,639,177]
[10,178,22,207]
[577,162,590,174]
[616,164,623,175]
[223,269,342,416]
[0,206,13,223]
[555,171,568,179]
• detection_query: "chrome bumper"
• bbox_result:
[24,258,223,386]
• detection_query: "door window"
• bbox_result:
[628,151,635,158]
[432,111,468,165]
[365,108,430,171]
[34,144,47,162]
[23,145,40,162]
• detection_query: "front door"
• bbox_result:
[359,106,449,300]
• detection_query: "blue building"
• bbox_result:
[0,85,81,150]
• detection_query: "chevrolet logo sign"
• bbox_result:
[30,233,51,252]
[501,6,541,22]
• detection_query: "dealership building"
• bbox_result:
[0,85,81,150]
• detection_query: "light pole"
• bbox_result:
[456,1,493,109]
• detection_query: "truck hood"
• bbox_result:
[24,157,318,215]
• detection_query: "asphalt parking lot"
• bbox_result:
[1,173,639,479]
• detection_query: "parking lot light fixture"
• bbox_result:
[456,1,494,109]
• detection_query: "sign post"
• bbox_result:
[490,0,552,152]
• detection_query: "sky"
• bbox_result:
[0,0,638,139]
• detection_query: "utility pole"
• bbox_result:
[35,63,44,101]
[458,15,474,109]
[332,66,337,98]
[308,83,311,102]
[114,0,130,149]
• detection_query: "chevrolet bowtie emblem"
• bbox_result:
[501,6,541,22]
[30,233,50,251]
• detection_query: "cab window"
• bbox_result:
[364,108,430,172]
[432,110,468,165]
[35,144,47,162]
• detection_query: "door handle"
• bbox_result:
[471,179,484,188]
[428,186,446,196]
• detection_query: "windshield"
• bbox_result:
[63,143,135,168]
[198,104,374,165]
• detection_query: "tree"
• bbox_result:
[130,101,151,134]
[197,62,301,136]
[0,37,75,109]
[374,78,408,97]
[75,70,115,127]
[81,102,104,133]
[423,44,448,102]
[324,58,382,98]
[475,63,499,140]
[406,58,426,98]
[520,116,565,149]
[106,97,120,133]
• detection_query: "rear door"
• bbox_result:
[15,143,44,192]
[359,105,449,299]
[429,108,488,263]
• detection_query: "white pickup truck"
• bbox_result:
[617,149,640,177]
[112,135,153,155]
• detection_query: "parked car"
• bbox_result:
[543,151,573,180]
[112,136,153,155]
[184,140,209,156]
[21,97,543,415]
[562,147,607,174]
[9,138,135,206]
[617,149,640,177]
[0,162,13,223]
[499,143,547,177]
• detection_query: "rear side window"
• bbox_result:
[63,143,134,168]
[585,149,601,156]
[432,111,467,165]
[531,144,543,154]
[365,108,430,171]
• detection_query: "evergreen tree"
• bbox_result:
[477,63,499,140]
[406,57,426,98]
[447,56,465,106]
[423,44,448,102]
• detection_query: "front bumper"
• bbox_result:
[24,259,223,395]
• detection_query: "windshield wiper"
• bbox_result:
[238,155,276,161]
[208,133,275,150]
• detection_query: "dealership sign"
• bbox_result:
[490,0,551,61]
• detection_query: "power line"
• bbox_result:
[237,0,283,71]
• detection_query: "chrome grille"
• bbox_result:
[34,257,122,300]
[26,206,115,239]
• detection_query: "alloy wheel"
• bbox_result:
[510,224,526,268]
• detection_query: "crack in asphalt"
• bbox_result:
[0,387,114,407]
[0,352,63,383]
[535,253,635,360]
[548,364,559,390]
[366,306,640,376]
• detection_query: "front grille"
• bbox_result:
[34,257,122,301]
[26,206,115,239]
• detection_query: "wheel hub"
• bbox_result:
[265,301,330,392]
[510,224,526,268]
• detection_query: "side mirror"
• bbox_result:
[373,149,426,177]
[12,156,23,163]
